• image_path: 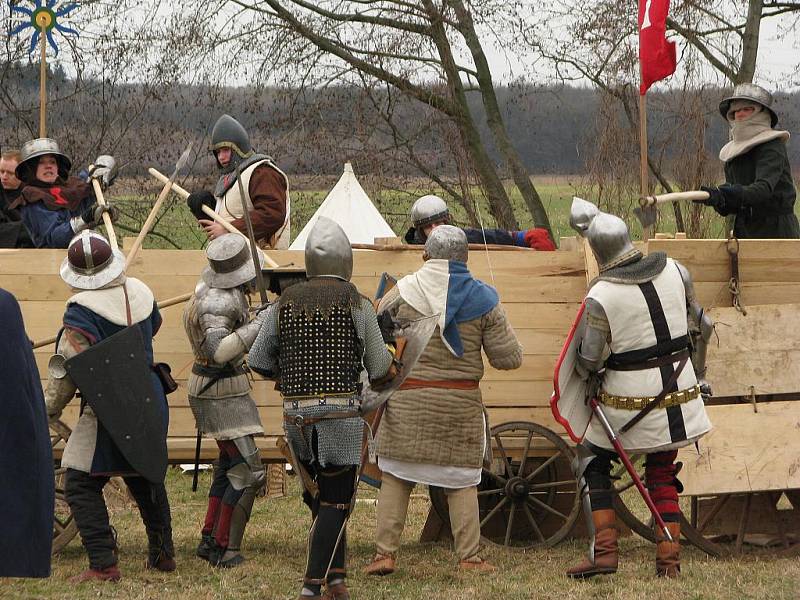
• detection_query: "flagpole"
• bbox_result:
[39,22,47,137]
[639,88,650,241]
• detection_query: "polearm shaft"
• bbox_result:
[235,164,268,305]
[589,397,673,541]
[639,191,710,208]
[39,23,47,137]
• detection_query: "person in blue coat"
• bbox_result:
[8,138,118,248]
[0,287,54,578]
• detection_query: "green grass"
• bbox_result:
[5,470,799,599]
[111,174,796,252]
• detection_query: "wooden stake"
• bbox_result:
[639,92,650,241]
[39,24,47,137]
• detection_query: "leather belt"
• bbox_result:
[192,363,247,378]
[399,378,479,390]
[599,385,701,411]
[284,411,362,427]
[606,349,690,372]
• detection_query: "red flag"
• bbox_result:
[639,0,676,95]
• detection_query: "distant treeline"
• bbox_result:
[2,61,799,175]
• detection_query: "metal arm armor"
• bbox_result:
[675,260,713,390]
[576,297,610,378]
[196,286,249,361]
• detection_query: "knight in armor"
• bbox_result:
[565,198,713,579]
[248,217,394,600]
[186,114,291,249]
[183,233,268,568]
[364,225,523,576]
[700,83,799,239]
[8,138,119,248]
[44,231,175,582]
[404,194,556,250]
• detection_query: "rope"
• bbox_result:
[473,197,496,287]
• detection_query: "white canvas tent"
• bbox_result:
[289,162,396,250]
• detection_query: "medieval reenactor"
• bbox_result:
[186,114,291,249]
[0,149,34,248]
[700,83,799,239]
[364,225,523,576]
[44,230,175,582]
[248,217,395,600]
[9,138,119,249]
[403,194,556,250]
[183,233,268,568]
[0,287,54,577]
[563,198,712,579]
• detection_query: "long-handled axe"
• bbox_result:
[147,167,280,269]
[634,191,710,230]
[125,143,194,268]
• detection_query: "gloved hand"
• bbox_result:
[377,312,397,344]
[89,155,118,188]
[521,228,556,251]
[699,185,743,216]
[80,203,119,228]
[187,190,216,220]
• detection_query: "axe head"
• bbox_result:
[633,204,658,229]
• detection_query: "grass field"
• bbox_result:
[4,471,799,600]
[112,174,757,251]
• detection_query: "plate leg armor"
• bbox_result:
[566,444,619,579]
[211,436,265,567]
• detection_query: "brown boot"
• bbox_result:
[566,509,618,579]
[458,557,496,573]
[69,565,121,583]
[364,553,396,576]
[656,522,681,578]
[322,581,350,600]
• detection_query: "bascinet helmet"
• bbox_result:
[304,216,353,281]
[719,83,778,127]
[411,195,450,230]
[424,224,468,263]
[202,233,266,289]
[569,197,640,272]
[60,231,126,290]
[210,114,253,173]
[16,137,72,183]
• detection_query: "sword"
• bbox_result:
[588,396,674,542]
[235,163,268,305]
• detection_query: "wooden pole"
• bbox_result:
[639,92,650,241]
[39,24,47,137]
[91,178,118,248]
[31,292,193,349]
[125,180,175,268]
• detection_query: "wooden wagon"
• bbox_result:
[4,237,798,556]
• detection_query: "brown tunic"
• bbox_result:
[229,164,287,243]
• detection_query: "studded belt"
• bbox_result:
[282,392,358,410]
[599,385,701,411]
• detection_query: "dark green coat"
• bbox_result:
[719,138,800,239]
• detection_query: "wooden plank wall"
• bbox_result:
[1,246,587,461]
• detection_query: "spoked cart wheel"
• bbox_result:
[430,421,580,550]
[610,455,726,557]
[50,421,79,554]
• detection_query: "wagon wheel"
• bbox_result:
[610,455,725,557]
[430,421,580,550]
[50,421,79,554]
